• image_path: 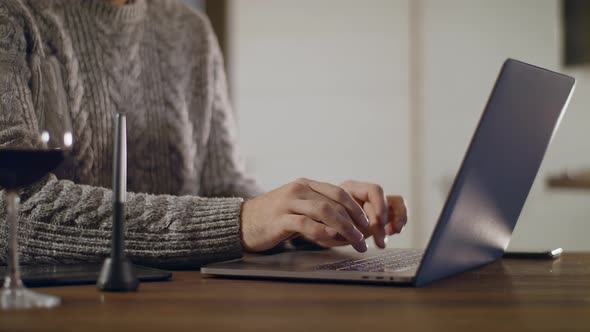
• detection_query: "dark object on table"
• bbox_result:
[503,248,563,259]
[97,113,140,292]
[0,264,171,288]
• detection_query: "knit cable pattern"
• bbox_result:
[0,0,262,269]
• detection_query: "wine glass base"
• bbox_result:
[1,287,61,309]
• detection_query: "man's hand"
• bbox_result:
[339,180,407,248]
[240,178,369,252]
[240,178,407,253]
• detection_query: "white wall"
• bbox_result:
[228,0,590,250]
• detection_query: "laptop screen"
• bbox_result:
[415,59,575,286]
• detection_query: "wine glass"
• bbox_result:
[0,109,73,309]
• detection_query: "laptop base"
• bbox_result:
[202,247,419,285]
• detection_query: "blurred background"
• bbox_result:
[186,0,590,250]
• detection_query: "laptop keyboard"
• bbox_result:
[312,249,423,272]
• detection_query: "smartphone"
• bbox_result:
[503,247,563,259]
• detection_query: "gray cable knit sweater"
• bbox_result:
[0,0,262,269]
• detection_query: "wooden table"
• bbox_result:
[1,253,589,332]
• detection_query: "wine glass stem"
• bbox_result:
[4,190,23,289]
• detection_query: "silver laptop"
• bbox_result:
[202,59,575,286]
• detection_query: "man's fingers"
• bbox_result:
[296,178,370,232]
[385,223,395,236]
[387,195,407,234]
[364,202,387,249]
[341,180,388,227]
[289,199,367,252]
[285,215,358,248]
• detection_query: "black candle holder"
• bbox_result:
[97,113,139,292]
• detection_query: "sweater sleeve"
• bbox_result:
[0,2,243,269]
[198,17,264,199]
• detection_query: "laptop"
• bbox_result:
[201,59,576,286]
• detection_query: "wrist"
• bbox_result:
[239,199,255,252]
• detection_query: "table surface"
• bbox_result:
[1,253,589,332]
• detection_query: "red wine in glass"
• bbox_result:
[0,132,71,309]
[0,149,65,190]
